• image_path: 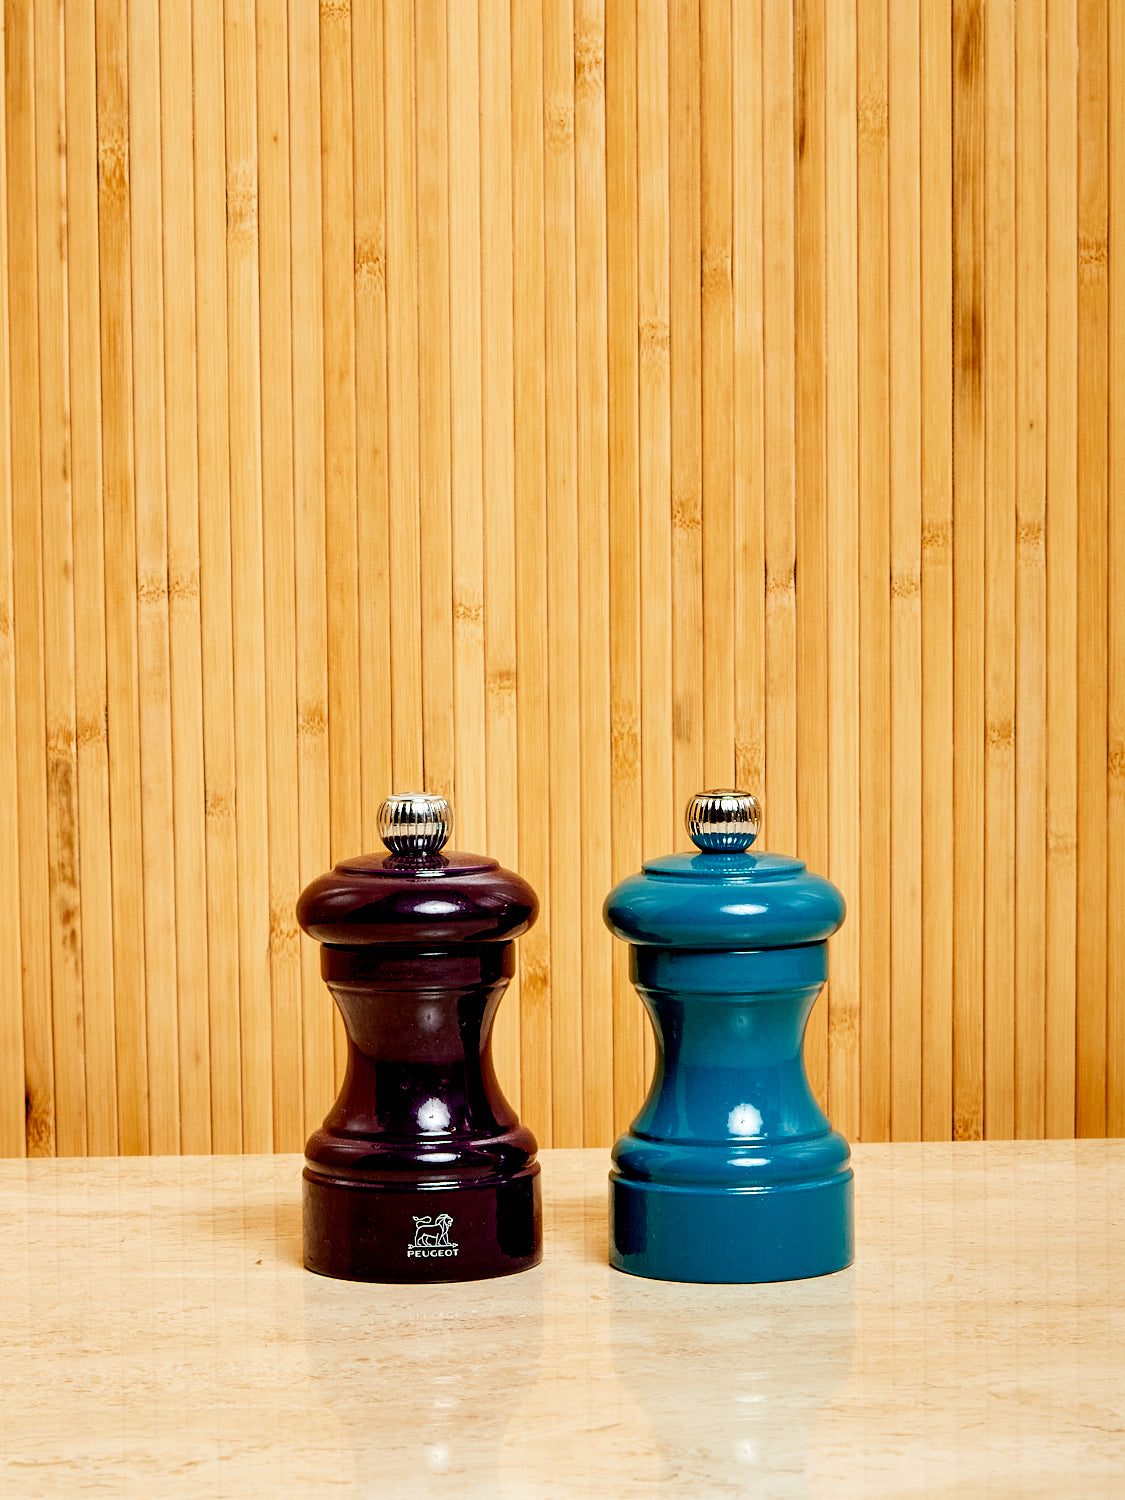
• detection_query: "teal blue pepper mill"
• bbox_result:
[604,790,852,1283]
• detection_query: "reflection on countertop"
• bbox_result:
[0,1142,1122,1497]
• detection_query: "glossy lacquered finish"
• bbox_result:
[296,799,540,1284]
[604,792,852,1284]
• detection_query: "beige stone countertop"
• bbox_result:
[0,1143,1122,1498]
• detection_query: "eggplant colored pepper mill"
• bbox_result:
[604,790,852,1283]
[296,793,541,1283]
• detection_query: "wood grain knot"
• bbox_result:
[46,719,77,759]
[672,491,701,533]
[487,669,517,699]
[574,25,604,94]
[55,897,80,959]
[355,236,385,292]
[320,0,350,20]
[25,1092,54,1154]
[1079,235,1108,284]
[46,754,80,890]
[1046,829,1077,860]
[299,705,328,738]
[610,712,640,779]
[205,789,235,820]
[1017,520,1045,557]
[169,571,200,603]
[0,603,11,637]
[521,953,549,999]
[827,1004,859,1043]
[955,1,982,82]
[952,1111,983,1143]
[735,738,764,788]
[269,907,300,956]
[986,718,1014,754]
[137,573,169,605]
[453,598,483,625]
[857,90,888,146]
[890,571,921,599]
[672,697,694,743]
[227,166,258,242]
[76,713,107,749]
[640,317,670,368]
[702,248,731,295]
[98,132,129,204]
[546,99,574,149]
[956,302,983,382]
[1108,740,1125,781]
[766,565,796,599]
[921,519,952,558]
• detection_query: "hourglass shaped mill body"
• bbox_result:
[603,791,851,1284]
[296,794,541,1283]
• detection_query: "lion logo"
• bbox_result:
[410,1213,457,1250]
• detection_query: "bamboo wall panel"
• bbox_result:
[1,0,1121,1155]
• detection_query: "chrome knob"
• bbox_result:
[377,793,452,856]
[686,790,761,852]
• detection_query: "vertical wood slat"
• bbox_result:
[543,0,582,1146]
[225,0,272,1152]
[606,0,644,1136]
[160,0,210,1155]
[289,0,331,1141]
[857,0,890,1144]
[1015,0,1048,1140]
[700,0,734,794]
[794,0,829,1108]
[129,0,179,1155]
[479,0,523,1113]
[731,0,764,868]
[321,0,360,883]
[36,0,85,1157]
[920,0,955,1141]
[256,0,302,1152]
[96,0,148,1155]
[1109,0,1125,1140]
[952,0,986,1141]
[636,0,673,872]
[824,0,860,1144]
[762,1,797,862]
[352,2,392,861]
[448,0,487,861]
[1,1,1122,1156]
[1045,0,1079,1138]
[511,0,552,1144]
[194,0,241,1154]
[1075,0,1109,1138]
[319,0,357,1094]
[888,0,923,1141]
[574,0,614,1150]
[984,0,1017,1140]
[669,0,704,829]
[0,0,29,1157]
[384,0,423,795]
[636,0,672,1098]
[415,0,455,810]
[66,0,116,1157]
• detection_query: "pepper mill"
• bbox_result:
[296,793,541,1283]
[603,790,852,1283]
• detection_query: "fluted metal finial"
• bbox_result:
[377,792,452,856]
[686,789,761,852]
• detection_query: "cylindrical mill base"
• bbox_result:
[303,1164,542,1284]
[609,1168,853,1284]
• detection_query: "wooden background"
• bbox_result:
[1,0,1121,1157]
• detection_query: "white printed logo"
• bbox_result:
[407,1213,459,1259]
